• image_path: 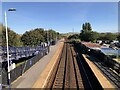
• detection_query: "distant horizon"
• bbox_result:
[1,22,119,34]
[2,2,118,34]
[61,31,119,34]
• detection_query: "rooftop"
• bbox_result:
[81,42,101,50]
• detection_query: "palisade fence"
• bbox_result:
[2,46,49,85]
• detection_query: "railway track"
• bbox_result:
[74,44,103,89]
[88,55,120,89]
[46,42,84,89]
[46,42,102,89]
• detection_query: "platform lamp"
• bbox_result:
[4,8,16,88]
[56,31,57,42]
[47,29,50,52]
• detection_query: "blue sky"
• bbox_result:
[2,2,118,34]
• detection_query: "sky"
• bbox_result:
[1,2,118,34]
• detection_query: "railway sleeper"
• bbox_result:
[71,46,85,89]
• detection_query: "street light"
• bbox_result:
[56,32,57,42]
[47,29,50,45]
[4,8,16,88]
[47,30,48,43]
[47,30,50,52]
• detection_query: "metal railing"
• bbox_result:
[1,45,49,86]
[0,45,49,62]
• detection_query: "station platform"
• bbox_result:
[82,54,115,89]
[11,39,64,88]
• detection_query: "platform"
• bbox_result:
[11,39,64,88]
[33,39,64,88]
[82,54,115,89]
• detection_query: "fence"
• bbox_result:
[2,46,49,85]
[0,45,49,62]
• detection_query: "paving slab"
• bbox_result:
[82,54,115,89]
[33,40,64,88]
[11,39,64,88]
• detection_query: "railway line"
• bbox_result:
[46,42,102,89]
[87,55,120,88]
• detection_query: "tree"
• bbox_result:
[80,22,97,42]
[117,33,120,42]
[0,24,2,45]
[90,31,99,42]
[105,33,116,41]
[44,31,48,42]
[68,34,80,39]
[83,22,92,32]
[56,32,61,40]
[1,24,60,46]
[21,28,60,46]
[21,28,45,46]
[97,33,117,41]
[82,24,85,30]
[1,24,21,46]
[48,29,57,41]
[16,34,23,46]
[87,22,92,31]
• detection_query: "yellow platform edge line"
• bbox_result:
[32,41,64,88]
[82,54,115,89]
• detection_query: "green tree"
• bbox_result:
[68,34,80,39]
[82,24,85,30]
[2,24,21,46]
[97,33,117,41]
[56,32,60,40]
[48,29,57,41]
[16,34,23,46]
[0,24,2,45]
[21,28,45,46]
[80,22,97,42]
[83,22,92,32]
[44,31,48,42]
[117,33,120,41]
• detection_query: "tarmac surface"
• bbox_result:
[11,40,63,88]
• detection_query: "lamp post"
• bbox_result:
[56,32,57,42]
[47,30,49,43]
[4,8,16,88]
